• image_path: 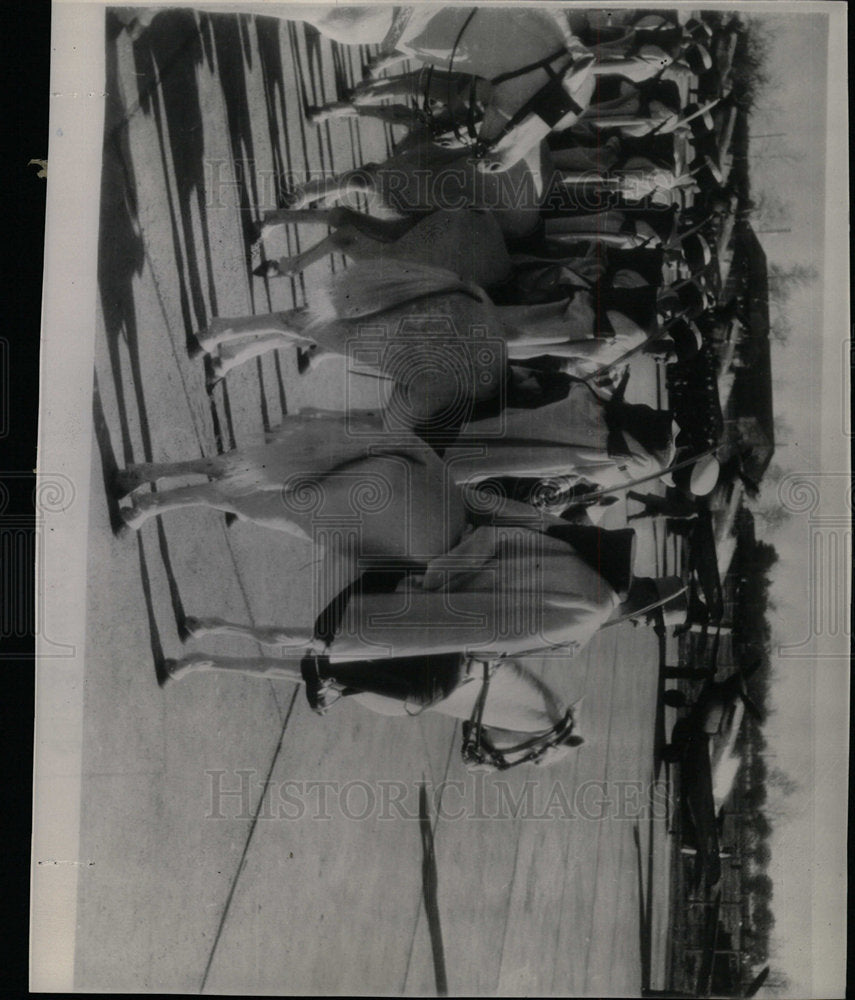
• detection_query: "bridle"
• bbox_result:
[460,661,583,771]
[433,7,586,160]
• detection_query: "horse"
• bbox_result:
[252,206,512,287]
[158,564,683,686]
[114,413,643,661]
[327,6,597,174]
[193,255,667,390]
[304,67,492,132]
[195,258,512,403]
[118,5,596,174]
[272,132,557,240]
[162,646,585,771]
[114,5,404,46]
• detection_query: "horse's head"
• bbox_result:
[474,50,595,175]
[462,702,584,773]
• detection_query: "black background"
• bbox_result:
[2,0,49,995]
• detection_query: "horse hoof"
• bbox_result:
[279,190,302,209]
[113,518,133,540]
[187,334,207,360]
[158,657,203,687]
[249,219,267,245]
[280,189,313,211]
[157,658,179,688]
[297,347,313,375]
[179,617,202,641]
[663,689,687,709]
[111,467,140,499]
[253,259,282,279]
[305,105,326,125]
[119,504,148,533]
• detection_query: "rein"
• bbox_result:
[443,7,579,158]
[447,8,480,149]
[474,54,583,159]
[461,661,582,771]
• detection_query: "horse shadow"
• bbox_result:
[203,12,264,251]
[98,14,210,676]
[130,9,218,336]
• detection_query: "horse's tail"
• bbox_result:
[303,259,488,333]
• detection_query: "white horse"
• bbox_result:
[195,260,515,399]
[164,645,584,770]
[194,256,655,386]
[114,5,403,45]
[272,132,557,239]
[252,206,512,288]
[304,67,492,132]
[118,5,596,173]
[114,409,639,661]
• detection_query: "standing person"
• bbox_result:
[442,370,677,491]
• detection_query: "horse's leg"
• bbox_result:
[264,211,420,277]
[263,204,411,244]
[305,72,419,121]
[119,483,239,531]
[312,102,418,128]
[259,233,346,278]
[366,50,409,78]
[212,333,319,381]
[114,456,220,497]
[287,169,375,210]
[182,616,314,648]
[352,73,416,102]
[163,651,306,685]
[256,207,336,243]
[211,313,384,379]
[305,101,360,125]
[197,309,311,352]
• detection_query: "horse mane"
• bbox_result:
[303,259,487,332]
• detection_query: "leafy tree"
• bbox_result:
[750,840,772,867]
[766,262,819,306]
[730,18,776,110]
[749,191,790,231]
[767,766,799,798]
